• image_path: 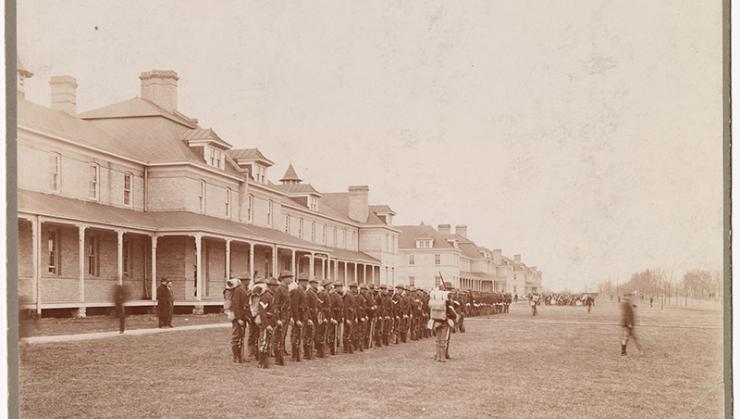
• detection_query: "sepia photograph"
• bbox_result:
[8,1,729,418]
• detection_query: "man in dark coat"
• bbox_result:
[304,276,320,360]
[156,278,172,328]
[621,294,643,356]
[317,279,332,358]
[351,283,365,352]
[380,285,393,345]
[330,281,345,354]
[290,274,307,361]
[342,282,356,354]
[225,278,249,363]
[256,278,276,368]
[272,271,293,366]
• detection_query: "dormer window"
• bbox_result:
[308,195,319,211]
[416,239,433,249]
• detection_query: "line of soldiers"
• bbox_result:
[224,271,438,368]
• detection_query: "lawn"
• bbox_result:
[19,301,724,418]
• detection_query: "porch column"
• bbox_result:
[151,235,158,301]
[225,239,231,279]
[334,259,338,281]
[32,217,40,315]
[291,250,296,275]
[354,263,358,283]
[77,224,86,317]
[363,264,367,284]
[249,243,255,279]
[194,234,203,301]
[322,257,327,280]
[309,253,315,278]
[343,262,348,285]
[372,265,376,285]
[116,230,124,285]
[272,244,278,277]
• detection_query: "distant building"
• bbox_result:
[16,62,398,316]
[397,223,542,294]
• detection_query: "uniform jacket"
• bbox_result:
[331,290,344,321]
[290,286,306,323]
[343,291,356,322]
[318,289,332,322]
[621,301,635,327]
[156,284,171,308]
[273,284,291,323]
[258,290,275,328]
[306,287,320,324]
[230,286,250,322]
[355,291,366,319]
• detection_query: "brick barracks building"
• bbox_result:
[16,59,401,317]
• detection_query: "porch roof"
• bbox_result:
[18,189,327,251]
[329,248,381,265]
[461,271,495,281]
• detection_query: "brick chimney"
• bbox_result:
[493,249,502,265]
[140,70,178,113]
[348,185,369,223]
[49,76,77,114]
[455,225,468,238]
[437,224,451,235]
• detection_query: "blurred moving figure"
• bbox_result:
[621,293,643,356]
[113,284,128,334]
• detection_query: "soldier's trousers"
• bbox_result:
[354,319,365,351]
[304,322,315,360]
[258,326,273,368]
[343,321,354,353]
[326,321,337,354]
[316,322,326,357]
[291,323,304,361]
[271,323,285,365]
[247,320,259,358]
[434,323,449,362]
[231,320,246,361]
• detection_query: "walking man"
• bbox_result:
[156,278,172,328]
[621,293,643,356]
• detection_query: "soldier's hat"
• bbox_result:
[368,284,376,290]
[254,278,266,285]
[237,273,251,281]
[349,282,359,289]
[395,284,404,289]
[360,283,368,290]
[309,276,320,284]
[334,281,345,287]
[278,270,294,280]
[267,277,279,286]
[226,278,241,290]
[379,284,387,290]
[322,279,334,287]
[297,273,310,282]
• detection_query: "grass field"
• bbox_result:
[19,301,724,418]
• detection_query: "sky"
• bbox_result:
[18,1,724,292]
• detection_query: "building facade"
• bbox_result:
[397,223,542,296]
[16,61,399,316]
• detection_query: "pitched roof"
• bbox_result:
[369,204,395,215]
[273,183,321,196]
[280,163,302,182]
[227,148,274,165]
[79,97,198,128]
[182,127,231,148]
[397,224,454,249]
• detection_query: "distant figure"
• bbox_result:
[530,293,540,316]
[514,294,519,303]
[585,295,593,314]
[650,297,654,308]
[620,294,643,356]
[157,278,173,328]
[224,278,248,363]
[113,284,128,333]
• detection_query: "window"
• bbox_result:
[208,147,216,166]
[342,229,347,249]
[87,235,98,276]
[311,222,316,242]
[298,218,304,238]
[416,239,432,249]
[409,254,415,265]
[225,189,231,217]
[308,196,319,211]
[123,173,132,206]
[267,200,273,226]
[321,224,327,244]
[49,153,61,192]
[89,163,99,200]
[284,215,290,233]
[247,194,254,222]
[435,254,441,265]
[47,229,59,274]
[333,227,337,247]
[409,276,415,287]
[123,238,131,276]
[199,181,206,213]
